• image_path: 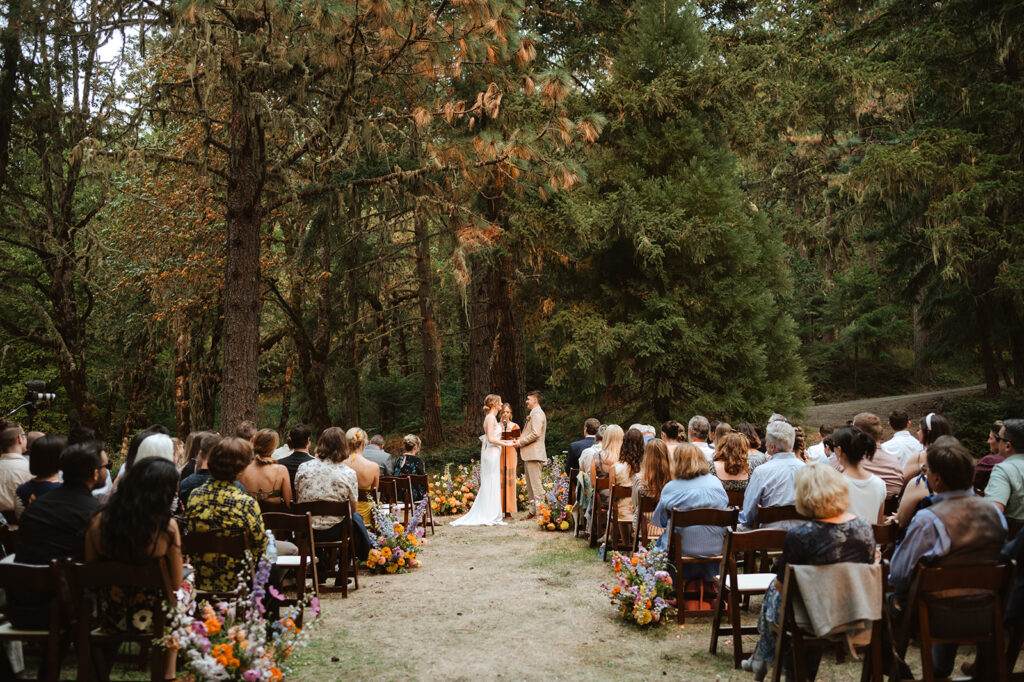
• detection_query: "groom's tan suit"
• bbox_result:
[519,405,547,515]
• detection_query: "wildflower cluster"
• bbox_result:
[537,467,573,531]
[600,546,675,627]
[366,501,426,574]
[428,463,477,515]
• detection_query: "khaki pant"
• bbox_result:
[522,459,544,515]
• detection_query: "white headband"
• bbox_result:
[925,413,934,430]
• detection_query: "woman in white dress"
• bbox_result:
[452,394,520,526]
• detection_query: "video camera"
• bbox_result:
[4,380,57,429]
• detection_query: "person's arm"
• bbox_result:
[84,514,102,562]
[889,510,946,597]
[165,519,184,588]
[280,466,293,505]
[519,413,540,447]
[739,471,761,527]
[984,466,1010,512]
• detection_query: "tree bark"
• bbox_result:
[977,304,1001,397]
[414,205,443,445]
[0,0,23,199]
[174,323,191,438]
[912,297,931,384]
[464,249,493,433]
[278,357,293,434]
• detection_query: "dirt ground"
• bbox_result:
[289,519,875,681]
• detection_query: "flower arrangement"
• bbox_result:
[516,474,529,511]
[365,498,428,574]
[429,463,478,516]
[600,546,675,627]
[164,554,318,680]
[537,468,573,532]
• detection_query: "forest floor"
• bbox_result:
[288,518,966,682]
[798,384,986,433]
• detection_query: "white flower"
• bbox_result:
[132,609,153,631]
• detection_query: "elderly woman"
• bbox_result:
[743,463,875,680]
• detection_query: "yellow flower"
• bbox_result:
[565,504,573,511]
[386,564,398,574]
[559,521,569,530]
[394,523,404,534]
[398,558,406,566]
[635,609,653,626]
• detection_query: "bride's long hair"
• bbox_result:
[482,394,501,414]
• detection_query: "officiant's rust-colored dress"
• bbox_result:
[500,422,520,516]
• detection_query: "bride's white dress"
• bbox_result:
[451,428,506,527]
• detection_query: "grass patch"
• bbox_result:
[524,536,599,569]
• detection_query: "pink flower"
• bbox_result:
[268,585,285,601]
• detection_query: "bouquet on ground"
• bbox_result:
[366,498,428,574]
[429,463,478,516]
[600,546,675,627]
[537,467,573,532]
[164,552,318,681]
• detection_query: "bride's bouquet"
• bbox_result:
[537,467,573,532]
[366,499,428,574]
[600,546,675,627]
[429,463,478,516]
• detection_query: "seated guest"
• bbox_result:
[792,425,808,463]
[882,410,921,467]
[632,438,672,535]
[576,425,604,524]
[649,444,729,579]
[839,413,904,499]
[898,413,954,528]
[15,434,66,518]
[393,434,427,499]
[238,428,292,504]
[112,424,171,488]
[278,424,314,490]
[744,463,875,679]
[235,420,257,442]
[832,426,885,523]
[890,436,1006,680]
[179,431,225,503]
[363,434,394,476]
[171,437,187,471]
[179,430,213,481]
[185,437,268,593]
[613,428,644,522]
[135,433,175,466]
[985,418,1024,521]
[804,424,834,463]
[85,458,182,680]
[345,427,380,528]
[736,422,767,469]
[739,420,804,528]
[586,425,623,535]
[974,420,1006,494]
[711,432,752,494]
[659,420,683,461]
[566,418,599,472]
[0,421,30,513]
[295,427,372,564]
[687,416,715,462]
[712,422,733,450]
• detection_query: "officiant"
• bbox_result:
[499,403,520,519]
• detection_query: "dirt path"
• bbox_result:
[798,384,986,432]
[289,519,868,681]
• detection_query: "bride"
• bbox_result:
[452,394,520,526]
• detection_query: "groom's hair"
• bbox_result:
[527,390,542,403]
[584,418,600,435]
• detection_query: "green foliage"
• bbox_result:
[938,393,1024,458]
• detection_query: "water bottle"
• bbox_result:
[598,541,607,561]
[265,529,278,563]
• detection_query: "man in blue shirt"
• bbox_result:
[739,420,804,528]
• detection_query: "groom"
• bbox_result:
[519,390,547,520]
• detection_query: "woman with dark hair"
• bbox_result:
[15,434,66,518]
[178,430,211,481]
[614,429,645,521]
[85,457,182,680]
[898,413,954,528]
[711,432,751,493]
[736,422,766,469]
[238,429,292,504]
[832,426,885,523]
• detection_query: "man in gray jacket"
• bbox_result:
[519,390,547,519]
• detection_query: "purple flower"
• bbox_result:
[310,597,320,618]
[243,670,262,682]
[190,621,208,636]
[268,585,285,601]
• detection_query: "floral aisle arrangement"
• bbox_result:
[516,474,529,511]
[537,468,573,532]
[164,554,318,680]
[366,498,428,574]
[600,546,676,627]
[429,463,478,516]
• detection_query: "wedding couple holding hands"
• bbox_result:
[451,391,547,527]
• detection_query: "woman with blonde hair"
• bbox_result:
[586,424,623,536]
[452,394,520,526]
[712,432,752,493]
[744,463,875,679]
[345,426,380,527]
[394,433,427,499]
[238,429,293,504]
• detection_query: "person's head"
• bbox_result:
[660,420,682,442]
[918,413,953,446]
[235,420,258,442]
[888,410,910,432]
[197,432,222,467]
[998,419,1024,456]
[526,390,542,410]
[672,443,709,480]
[988,420,1005,455]
[583,418,600,437]
[60,441,106,488]
[25,431,44,453]
[346,427,367,454]
[125,424,169,470]
[403,434,421,454]
[765,420,796,454]
[925,436,975,493]
[500,403,514,422]
[0,422,26,454]
[768,413,790,425]
[714,432,749,476]
[601,425,624,459]
[67,426,96,445]
[735,422,761,449]
[316,427,349,464]
[832,426,876,467]
[483,394,501,415]
[370,434,385,448]
[794,463,850,520]
[817,424,836,443]
[792,425,807,460]
[620,428,645,475]
[135,434,175,467]
[687,415,710,442]
[287,424,312,451]
[28,434,66,479]
[171,437,186,468]
[252,429,280,465]
[641,424,656,437]
[713,422,733,449]
[594,424,606,444]
[641,439,672,497]
[99,458,179,564]
[207,437,253,481]
[183,431,208,464]
[852,413,883,443]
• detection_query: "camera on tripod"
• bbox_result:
[4,380,57,429]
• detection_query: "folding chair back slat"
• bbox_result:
[291,501,358,597]
[726,489,745,509]
[668,507,738,625]
[604,484,633,558]
[261,511,318,619]
[588,477,612,548]
[258,499,291,514]
[756,505,807,528]
[407,474,435,534]
[872,523,898,563]
[567,469,580,507]
[0,559,70,682]
[632,494,660,551]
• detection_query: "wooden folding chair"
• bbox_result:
[883,495,901,518]
[357,487,380,530]
[181,531,253,602]
[588,477,612,548]
[755,504,808,528]
[567,468,580,508]
[261,511,318,621]
[632,494,661,551]
[258,499,291,514]
[379,477,409,527]
[710,528,789,668]
[407,474,435,534]
[668,507,738,625]
[768,563,883,682]
[726,489,745,509]
[872,523,898,563]
[603,485,634,559]
[891,562,1014,682]
[291,501,358,597]
[0,523,15,558]
[0,559,73,682]
[71,559,175,682]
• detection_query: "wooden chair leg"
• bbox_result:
[731,589,745,668]
[994,609,1009,682]
[917,603,935,682]
[1007,625,1023,677]
[709,585,726,654]
[791,629,807,682]
[676,567,686,626]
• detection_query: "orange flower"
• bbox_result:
[630,556,639,567]
[270,668,283,681]
[204,617,222,635]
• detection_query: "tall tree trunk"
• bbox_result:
[1007,310,1024,389]
[464,249,493,433]
[51,254,104,435]
[338,195,362,426]
[278,357,293,434]
[489,252,526,424]
[414,205,443,445]
[912,297,931,384]
[977,304,1001,396]
[0,0,22,198]
[219,80,265,435]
